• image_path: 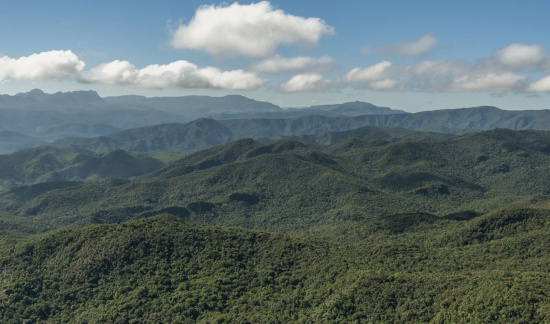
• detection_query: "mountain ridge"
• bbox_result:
[2,89,550,156]
[6,128,550,236]
[49,106,550,154]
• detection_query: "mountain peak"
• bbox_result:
[15,88,48,101]
[45,90,103,104]
[471,106,501,111]
[22,88,45,95]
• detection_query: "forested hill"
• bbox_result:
[2,208,550,323]
[0,146,164,204]
[50,107,550,155]
[4,126,550,322]
[52,117,405,153]
[0,146,163,186]
[5,128,550,236]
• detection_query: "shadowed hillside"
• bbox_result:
[0,146,164,203]
[7,129,550,236]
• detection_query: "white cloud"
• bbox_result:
[367,78,399,91]
[400,59,530,92]
[188,66,266,90]
[275,42,550,94]
[279,58,531,94]
[494,43,546,69]
[0,50,85,81]
[170,1,334,57]
[452,72,526,92]
[528,75,550,92]
[82,60,266,90]
[135,61,206,88]
[251,55,334,72]
[377,33,436,56]
[340,61,392,82]
[278,73,331,92]
[81,60,137,84]
[6,41,550,95]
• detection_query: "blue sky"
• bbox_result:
[1,0,550,112]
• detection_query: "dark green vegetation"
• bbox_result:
[2,209,550,323]
[0,146,164,205]
[3,125,550,322]
[51,116,406,154]
[8,128,550,236]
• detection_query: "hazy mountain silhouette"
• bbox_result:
[3,89,550,155]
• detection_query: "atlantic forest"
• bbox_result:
[2,90,550,323]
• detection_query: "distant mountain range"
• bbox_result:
[0,89,405,153]
[103,93,406,119]
[52,116,386,153]
[52,107,550,154]
[1,89,550,154]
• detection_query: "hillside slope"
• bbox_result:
[0,146,164,203]
[2,209,550,323]
[8,129,550,236]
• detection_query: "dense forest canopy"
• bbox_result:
[2,121,550,322]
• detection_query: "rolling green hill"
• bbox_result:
[2,209,550,323]
[0,146,164,204]
[6,128,550,237]
[51,116,385,154]
[4,127,550,322]
[0,146,164,185]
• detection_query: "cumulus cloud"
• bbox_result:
[340,61,392,82]
[6,40,550,95]
[494,43,546,69]
[451,72,527,92]
[170,1,334,57]
[279,58,530,94]
[276,42,550,94]
[278,61,394,92]
[377,33,436,56]
[0,51,265,90]
[278,73,331,92]
[367,78,399,91]
[0,50,85,81]
[81,60,266,90]
[251,55,334,72]
[80,60,137,84]
[528,76,550,92]
[399,59,528,93]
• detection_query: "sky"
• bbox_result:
[1,0,550,112]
